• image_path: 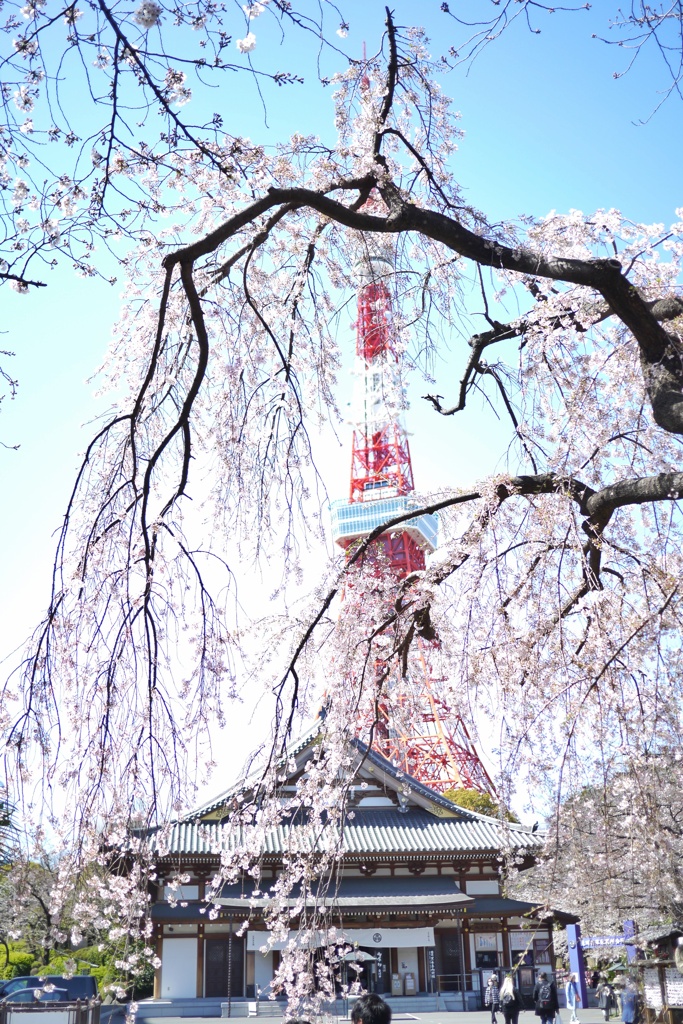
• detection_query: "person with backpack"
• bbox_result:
[565,973,582,1023]
[500,974,522,1024]
[533,970,559,1024]
[485,974,501,1024]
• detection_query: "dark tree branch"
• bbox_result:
[426,293,683,418]
[0,273,46,289]
[163,181,683,436]
[376,7,399,148]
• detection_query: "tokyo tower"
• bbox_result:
[330,212,494,795]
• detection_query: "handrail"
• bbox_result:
[436,973,480,994]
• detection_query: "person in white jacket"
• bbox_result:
[565,974,581,1023]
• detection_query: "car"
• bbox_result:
[0,978,41,1000]
[0,976,98,1003]
[5,988,68,1004]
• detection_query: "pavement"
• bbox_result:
[119,1011,612,1024]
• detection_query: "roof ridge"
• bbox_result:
[169,717,539,837]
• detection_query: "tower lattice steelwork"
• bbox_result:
[330,227,495,795]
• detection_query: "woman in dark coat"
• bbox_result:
[500,974,522,1024]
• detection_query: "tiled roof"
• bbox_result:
[151,806,543,858]
[147,721,543,863]
[342,808,540,853]
[215,873,473,909]
[151,891,548,921]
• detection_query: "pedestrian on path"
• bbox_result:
[485,974,501,1024]
[500,974,522,1024]
[620,978,640,1024]
[565,973,582,1023]
[533,970,559,1024]
[597,977,616,1022]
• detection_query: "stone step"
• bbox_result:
[330,995,440,1016]
[133,993,442,1019]
[221,1003,284,1018]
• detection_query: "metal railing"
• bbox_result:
[0,1000,101,1024]
[437,973,477,993]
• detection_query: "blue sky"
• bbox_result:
[1,0,681,800]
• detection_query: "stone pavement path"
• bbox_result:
[126,1011,611,1024]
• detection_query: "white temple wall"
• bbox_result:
[395,947,419,981]
[160,937,197,998]
[254,951,274,993]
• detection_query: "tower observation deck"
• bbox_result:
[333,224,495,795]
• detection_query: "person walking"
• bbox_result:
[613,974,626,1017]
[620,978,640,1024]
[565,973,582,1023]
[533,970,559,1024]
[597,977,615,1022]
[486,974,501,1024]
[500,974,522,1024]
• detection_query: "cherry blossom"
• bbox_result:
[133,2,162,29]
[236,33,257,53]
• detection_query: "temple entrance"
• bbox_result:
[439,929,463,981]
[205,936,244,997]
[353,948,391,994]
[372,948,391,994]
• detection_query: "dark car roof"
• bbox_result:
[1,976,98,1001]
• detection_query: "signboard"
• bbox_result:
[623,920,638,964]
[510,932,539,950]
[582,935,626,949]
[665,969,683,1008]
[339,927,435,949]
[643,968,663,1011]
[375,948,386,987]
[566,924,588,1013]
[475,933,498,951]
[580,922,637,956]
[426,947,436,993]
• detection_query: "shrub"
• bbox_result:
[0,944,37,979]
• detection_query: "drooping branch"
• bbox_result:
[273,466,683,712]
[163,178,683,435]
[426,295,683,418]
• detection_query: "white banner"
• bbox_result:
[341,927,435,949]
[247,927,435,952]
[665,969,683,1008]
[643,969,663,1011]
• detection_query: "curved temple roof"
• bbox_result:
[153,805,542,858]
[149,726,544,860]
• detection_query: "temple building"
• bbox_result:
[149,725,563,1010]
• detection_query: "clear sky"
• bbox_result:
[1,0,681,808]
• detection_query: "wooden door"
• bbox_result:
[204,936,244,997]
[439,929,463,977]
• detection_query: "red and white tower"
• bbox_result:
[330,225,495,795]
